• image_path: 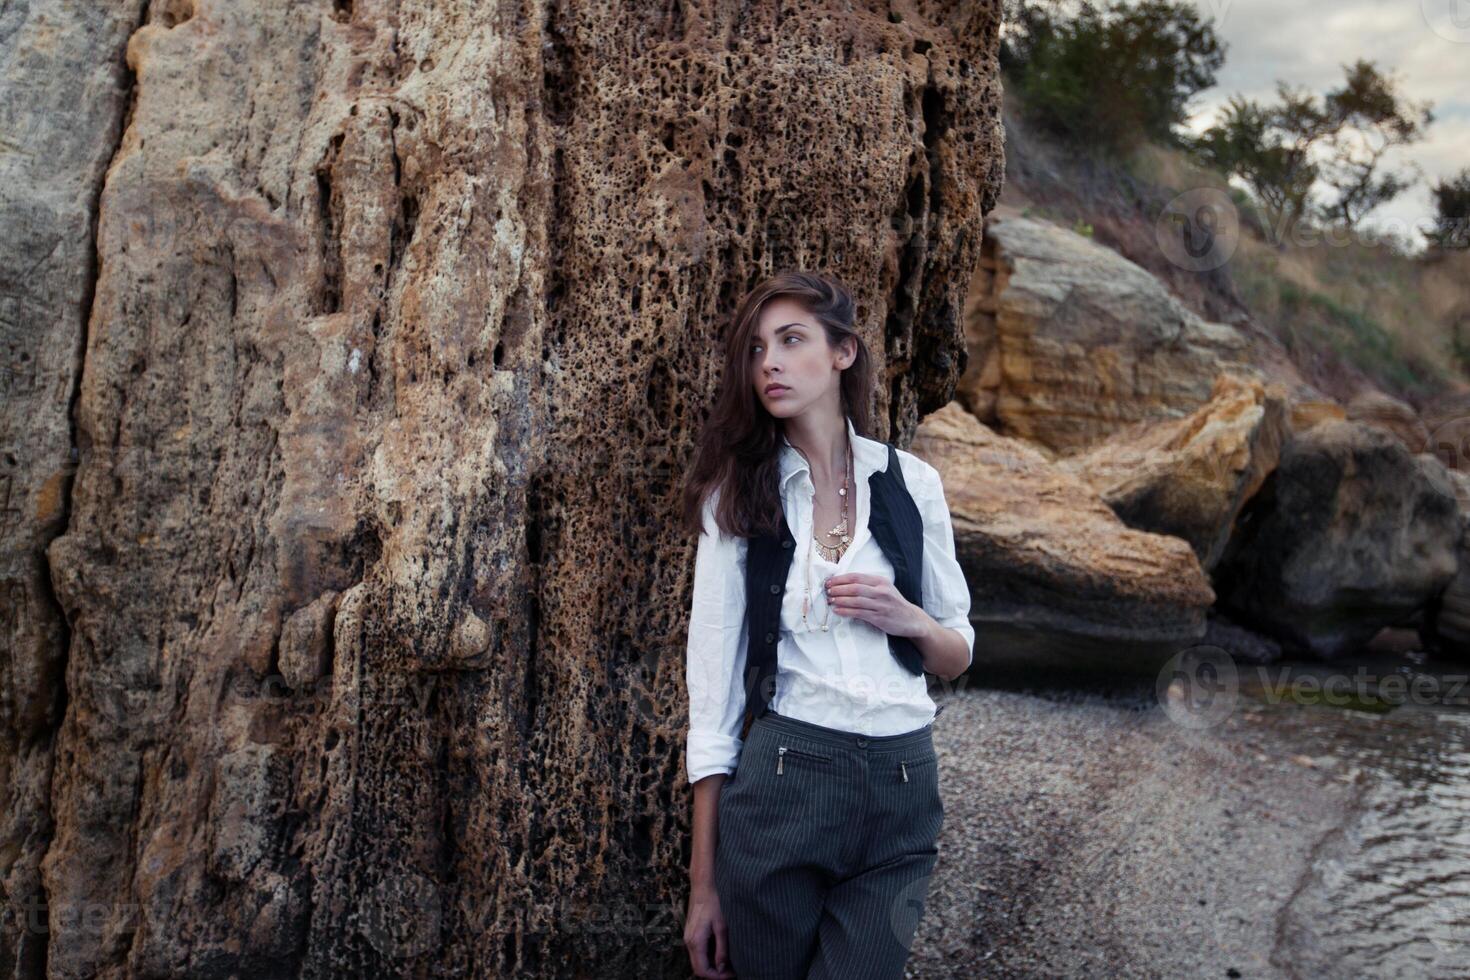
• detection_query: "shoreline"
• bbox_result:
[910,673,1469,978]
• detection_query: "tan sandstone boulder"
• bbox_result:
[957,214,1259,455]
[912,403,1216,674]
[1056,373,1289,571]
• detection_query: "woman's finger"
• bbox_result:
[832,594,882,606]
[714,918,731,977]
[687,922,713,977]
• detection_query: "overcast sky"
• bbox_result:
[1171,0,1470,243]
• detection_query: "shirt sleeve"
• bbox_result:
[685,488,749,784]
[914,462,975,670]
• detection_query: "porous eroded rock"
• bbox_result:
[2,1,1006,976]
[912,402,1216,674]
[1057,372,1289,571]
[958,214,1258,455]
[1214,420,1462,661]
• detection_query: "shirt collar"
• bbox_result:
[778,415,888,489]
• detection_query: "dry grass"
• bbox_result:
[1227,215,1463,402]
[1000,89,1470,408]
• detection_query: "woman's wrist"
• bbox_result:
[900,599,934,639]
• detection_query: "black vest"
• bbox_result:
[739,443,926,737]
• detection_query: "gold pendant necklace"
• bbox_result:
[799,438,853,632]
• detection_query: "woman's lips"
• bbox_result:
[766,385,790,396]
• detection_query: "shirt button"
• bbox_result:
[769,583,781,594]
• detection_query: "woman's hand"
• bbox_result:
[684,883,735,979]
[824,572,927,637]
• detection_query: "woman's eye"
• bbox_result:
[752,334,799,354]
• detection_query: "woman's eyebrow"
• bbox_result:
[755,322,808,344]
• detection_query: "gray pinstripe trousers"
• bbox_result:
[714,709,944,980]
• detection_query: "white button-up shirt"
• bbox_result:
[685,415,975,784]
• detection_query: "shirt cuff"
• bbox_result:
[937,614,975,671]
[687,731,744,784]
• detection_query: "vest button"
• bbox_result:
[769,583,781,594]
[781,539,793,549]
[764,631,775,644]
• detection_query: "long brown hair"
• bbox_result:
[679,271,876,540]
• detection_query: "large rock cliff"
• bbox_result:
[0,2,1005,976]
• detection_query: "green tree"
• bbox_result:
[1427,166,1470,250]
[1192,60,1431,234]
[1191,88,1324,232]
[1315,60,1432,228]
[1002,0,1225,156]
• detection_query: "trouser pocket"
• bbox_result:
[898,752,943,836]
[775,742,833,775]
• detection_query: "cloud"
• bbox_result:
[1168,0,1470,240]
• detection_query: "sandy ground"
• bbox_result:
[905,680,1370,979]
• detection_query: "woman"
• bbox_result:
[679,271,975,979]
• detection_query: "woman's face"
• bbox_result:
[750,297,853,418]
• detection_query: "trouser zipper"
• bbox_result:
[776,744,830,775]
